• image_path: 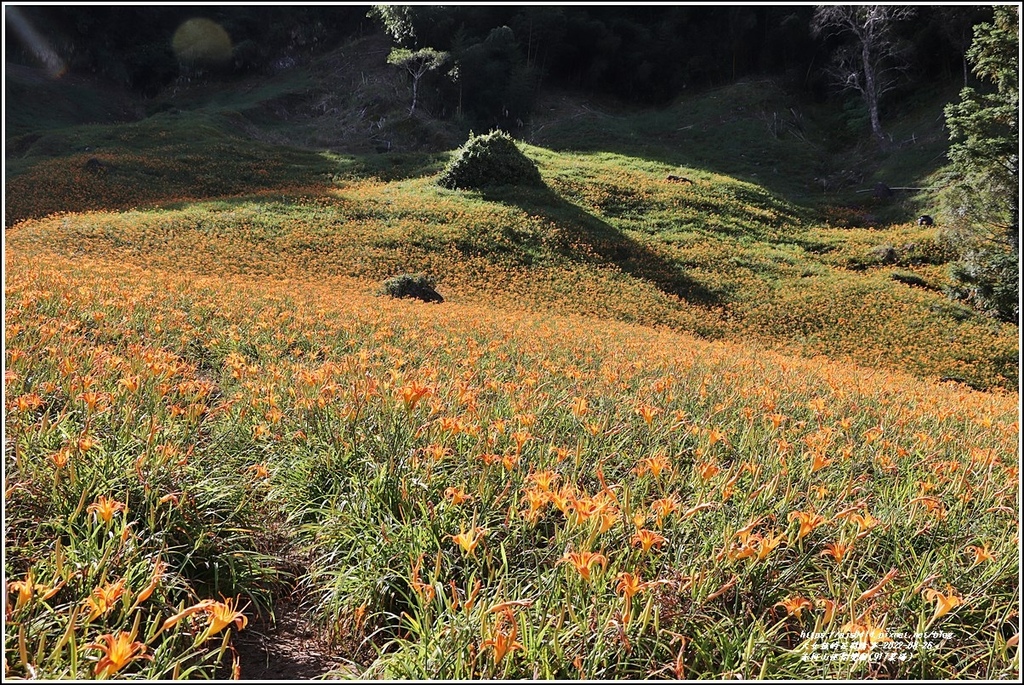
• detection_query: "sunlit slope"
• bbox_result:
[4,247,1018,678]
[7,141,1017,390]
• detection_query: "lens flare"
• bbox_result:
[7,7,67,77]
[172,18,232,65]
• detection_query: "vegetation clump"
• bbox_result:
[437,130,543,190]
[380,272,444,302]
[939,5,1019,323]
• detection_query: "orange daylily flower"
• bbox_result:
[399,381,432,410]
[788,510,825,541]
[86,631,152,677]
[8,571,64,611]
[734,518,763,544]
[632,528,667,553]
[548,486,576,517]
[117,375,141,393]
[615,572,645,600]
[650,496,680,526]
[521,487,550,523]
[776,595,813,619]
[449,526,486,557]
[570,396,589,419]
[424,444,451,463]
[87,495,127,524]
[50,447,72,469]
[728,529,785,562]
[85,578,127,621]
[8,576,37,611]
[162,597,248,637]
[816,598,840,625]
[635,454,672,479]
[203,597,249,636]
[79,391,108,413]
[559,550,607,582]
[615,571,646,624]
[965,543,995,568]
[594,507,621,534]
[836,509,881,537]
[14,393,43,412]
[756,531,787,560]
[568,496,602,527]
[247,463,270,479]
[810,451,832,473]
[909,496,947,520]
[444,486,473,506]
[636,403,661,425]
[481,608,524,666]
[410,555,436,603]
[923,588,962,622]
[862,427,883,444]
[510,430,531,455]
[527,469,559,492]
[720,473,740,502]
[820,541,853,562]
[695,461,720,481]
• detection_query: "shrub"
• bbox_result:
[437,130,543,190]
[380,272,444,302]
[946,247,1019,323]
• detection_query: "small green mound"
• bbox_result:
[380,272,444,302]
[437,130,543,190]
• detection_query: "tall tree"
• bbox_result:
[940,5,1019,322]
[811,5,915,146]
[387,47,449,115]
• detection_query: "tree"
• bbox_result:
[387,47,449,115]
[811,5,916,146]
[940,6,1019,322]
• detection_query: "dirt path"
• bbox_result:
[231,597,359,680]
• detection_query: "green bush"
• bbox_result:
[380,272,444,302]
[437,130,543,190]
[946,247,1019,323]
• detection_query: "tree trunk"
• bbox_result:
[861,41,886,147]
[410,75,419,114]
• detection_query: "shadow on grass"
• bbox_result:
[332,151,452,183]
[481,182,726,306]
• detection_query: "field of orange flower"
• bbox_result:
[4,236,1019,678]
[4,67,1020,677]
[6,149,1019,393]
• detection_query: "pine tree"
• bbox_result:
[940,6,1019,322]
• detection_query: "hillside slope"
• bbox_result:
[4,244,1019,679]
[4,37,1017,390]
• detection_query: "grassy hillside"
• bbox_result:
[4,36,1019,680]
[6,140,1016,390]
